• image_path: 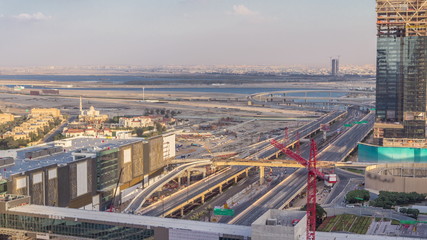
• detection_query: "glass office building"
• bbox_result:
[0,195,250,240]
[359,143,427,163]
[375,1,427,145]
[0,213,154,240]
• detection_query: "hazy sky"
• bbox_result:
[0,0,376,67]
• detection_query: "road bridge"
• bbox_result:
[129,111,348,215]
[212,160,373,184]
[123,160,212,213]
[136,109,370,218]
[139,167,250,217]
[248,89,374,111]
[250,89,374,102]
[228,112,375,225]
[254,110,347,160]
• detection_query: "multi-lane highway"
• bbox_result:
[135,104,374,226]
[250,110,346,159]
[227,111,374,226]
[323,168,364,206]
[229,169,307,225]
[124,160,211,213]
[317,111,374,162]
[140,167,244,216]
[135,110,347,216]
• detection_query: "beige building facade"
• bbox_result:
[0,113,14,124]
[365,163,427,194]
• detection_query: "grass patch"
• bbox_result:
[341,168,364,175]
[317,214,372,234]
[391,219,400,225]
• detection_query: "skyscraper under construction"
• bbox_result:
[374,0,427,147]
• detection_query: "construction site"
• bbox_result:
[375,0,427,146]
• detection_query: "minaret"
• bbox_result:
[79,96,83,115]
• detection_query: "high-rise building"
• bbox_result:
[331,58,339,76]
[374,0,427,146]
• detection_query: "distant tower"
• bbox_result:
[79,96,83,115]
[331,58,339,76]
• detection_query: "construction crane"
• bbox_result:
[270,138,331,240]
[284,127,289,144]
[107,167,124,212]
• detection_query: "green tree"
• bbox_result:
[155,122,163,132]
[301,204,327,227]
[370,191,426,209]
[346,190,370,204]
[399,208,407,214]
[135,128,144,137]
[53,133,66,141]
[407,209,420,219]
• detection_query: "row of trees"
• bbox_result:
[370,191,426,209]
[106,109,181,124]
[0,116,27,135]
[0,137,29,149]
[399,208,420,218]
[345,190,370,204]
[132,122,167,137]
[144,108,180,117]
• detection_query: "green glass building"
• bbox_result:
[375,1,427,145]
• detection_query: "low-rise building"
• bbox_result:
[0,135,174,211]
[79,105,109,123]
[1,108,63,141]
[30,108,62,118]
[163,133,176,160]
[63,126,112,138]
[119,116,153,128]
[64,128,85,138]
[0,113,14,124]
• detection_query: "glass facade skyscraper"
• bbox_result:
[374,0,427,146]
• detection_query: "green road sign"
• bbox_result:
[355,197,364,201]
[400,220,427,225]
[370,108,376,111]
[344,124,353,127]
[213,208,234,216]
[353,121,368,125]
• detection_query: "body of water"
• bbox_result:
[6,85,346,97]
[2,75,346,97]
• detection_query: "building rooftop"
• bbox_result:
[8,204,251,238]
[0,137,144,179]
[252,209,306,227]
[0,194,27,203]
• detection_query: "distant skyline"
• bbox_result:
[0,0,376,67]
